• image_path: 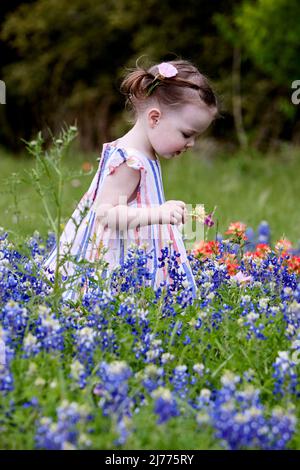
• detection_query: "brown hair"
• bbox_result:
[120,58,220,119]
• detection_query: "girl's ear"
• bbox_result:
[148,108,161,128]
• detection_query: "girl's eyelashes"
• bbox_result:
[182,132,192,138]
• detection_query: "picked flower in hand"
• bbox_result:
[189,204,206,223]
[188,205,216,228]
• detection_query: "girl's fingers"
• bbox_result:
[174,211,183,222]
[166,200,186,208]
[175,200,186,209]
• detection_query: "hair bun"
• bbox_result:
[120,59,219,117]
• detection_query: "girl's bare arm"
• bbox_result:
[94,162,186,230]
[94,162,159,229]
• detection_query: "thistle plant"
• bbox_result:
[2,172,22,227]
[20,125,103,302]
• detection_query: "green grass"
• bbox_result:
[161,145,300,245]
[1,143,300,245]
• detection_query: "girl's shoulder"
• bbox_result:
[98,141,150,176]
[103,141,158,161]
[99,140,159,171]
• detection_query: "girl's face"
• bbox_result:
[147,103,215,159]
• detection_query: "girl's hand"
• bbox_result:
[159,200,187,225]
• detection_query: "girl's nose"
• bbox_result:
[185,138,195,148]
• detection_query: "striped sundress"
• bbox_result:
[43,141,197,299]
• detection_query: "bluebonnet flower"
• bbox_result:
[257,221,271,245]
[35,400,92,450]
[272,351,299,396]
[281,286,294,302]
[93,361,133,445]
[56,304,82,332]
[153,285,177,318]
[82,287,115,312]
[243,369,256,383]
[69,360,88,389]
[169,320,183,343]
[26,231,48,258]
[170,365,189,399]
[0,364,14,393]
[283,300,300,339]
[94,361,132,412]
[138,364,165,393]
[190,258,228,306]
[195,388,213,424]
[113,415,134,446]
[110,244,154,294]
[115,295,152,360]
[193,363,205,377]
[266,406,297,450]
[196,371,297,450]
[237,293,281,340]
[176,286,195,309]
[245,227,256,251]
[240,312,267,341]
[22,332,41,358]
[46,232,56,252]
[290,331,300,361]
[0,233,51,304]
[1,301,28,348]
[183,335,191,345]
[190,363,209,386]
[158,246,188,293]
[75,326,98,375]
[293,283,300,302]
[152,387,180,424]
[161,353,175,365]
[0,228,8,242]
[197,387,212,408]
[34,305,64,353]
[145,338,164,363]
[0,327,5,365]
[22,397,39,408]
[188,314,203,330]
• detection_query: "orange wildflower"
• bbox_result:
[245,243,272,259]
[192,240,220,259]
[220,253,239,276]
[82,161,93,172]
[287,256,300,276]
[275,238,293,257]
[225,222,247,241]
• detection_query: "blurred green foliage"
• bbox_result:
[0,0,299,152]
[236,0,300,85]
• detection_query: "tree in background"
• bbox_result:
[0,0,238,151]
[1,0,135,150]
[215,0,300,149]
[0,0,299,152]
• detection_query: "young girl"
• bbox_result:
[44,59,219,300]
